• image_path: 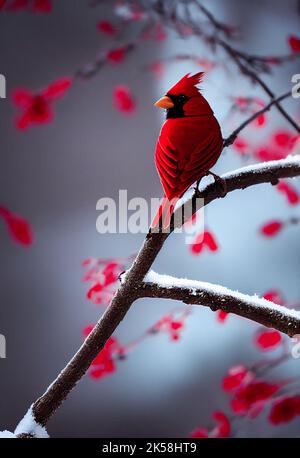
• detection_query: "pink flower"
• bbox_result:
[288,35,300,53]
[97,21,116,36]
[190,411,231,439]
[269,396,300,425]
[216,310,229,323]
[113,85,136,114]
[106,47,126,63]
[276,180,299,206]
[83,326,123,380]
[263,289,284,305]
[0,206,33,246]
[231,381,280,415]
[254,329,282,351]
[260,220,283,237]
[222,365,250,392]
[12,77,72,129]
[233,137,248,155]
[190,230,218,255]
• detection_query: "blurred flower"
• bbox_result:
[276,181,299,206]
[288,35,300,53]
[222,365,252,392]
[190,230,218,255]
[216,310,229,323]
[263,289,284,304]
[97,21,116,36]
[260,220,283,237]
[1,0,51,12]
[230,381,280,415]
[269,396,300,424]
[83,326,123,379]
[0,206,33,246]
[106,46,127,63]
[113,85,136,114]
[254,329,282,351]
[190,411,231,438]
[12,77,72,129]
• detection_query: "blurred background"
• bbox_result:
[0,0,299,438]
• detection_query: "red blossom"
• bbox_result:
[97,21,116,36]
[12,77,72,130]
[1,0,51,12]
[82,258,126,305]
[276,180,299,206]
[152,312,187,341]
[253,113,266,127]
[113,85,136,114]
[0,206,33,246]
[231,381,280,415]
[149,61,165,79]
[154,23,167,41]
[222,365,251,392]
[269,396,300,425]
[189,428,208,439]
[255,147,287,162]
[211,412,231,438]
[260,220,283,237]
[263,289,284,305]
[83,325,122,380]
[32,0,51,13]
[106,47,126,63]
[255,329,282,351]
[216,310,229,323]
[190,230,218,255]
[288,35,300,53]
[190,411,230,439]
[233,137,248,155]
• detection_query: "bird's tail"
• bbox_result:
[151,195,179,230]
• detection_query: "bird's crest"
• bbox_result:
[167,72,204,97]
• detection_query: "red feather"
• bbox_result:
[152,73,223,228]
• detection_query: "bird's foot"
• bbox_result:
[193,179,202,198]
[207,171,227,197]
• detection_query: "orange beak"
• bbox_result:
[154,95,174,109]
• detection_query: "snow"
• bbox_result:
[14,406,49,438]
[144,270,300,320]
[0,430,16,438]
[214,155,300,182]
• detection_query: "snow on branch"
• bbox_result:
[171,155,300,230]
[142,271,300,337]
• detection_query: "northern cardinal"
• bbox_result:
[152,72,223,228]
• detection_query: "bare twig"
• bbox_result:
[223,91,292,147]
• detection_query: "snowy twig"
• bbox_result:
[170,155,300,230]
[141,272,300,337]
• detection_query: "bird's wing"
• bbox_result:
[155,121,223,199]
[155,137,180,200]
[179,130,223,189]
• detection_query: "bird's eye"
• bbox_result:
[177,94,187,104]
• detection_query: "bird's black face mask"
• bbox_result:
[165,93,190,119]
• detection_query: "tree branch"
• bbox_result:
[141,271,300,337]
[223,91,292,147]
[14,154,299,435]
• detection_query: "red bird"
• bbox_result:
[152,72,223,228]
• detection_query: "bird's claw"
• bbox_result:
[207,171,227,197]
